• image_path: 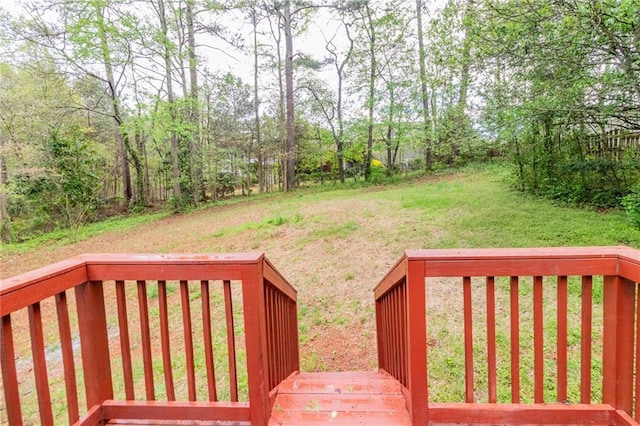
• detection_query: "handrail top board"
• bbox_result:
[404,246,638,261]
[374,246,640,298]
[0,252,266,297]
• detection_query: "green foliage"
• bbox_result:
[6,125,103,240]
[622,185,640,229]
[215,172,236,198]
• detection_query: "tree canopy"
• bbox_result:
[1,0,639,242]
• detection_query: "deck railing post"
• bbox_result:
[75,280,113,409]
[406,257,428,425]
[241,260,271,426]
[602,274,635,414]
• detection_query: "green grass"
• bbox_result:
[7,163,640,422]
[1,211,171,256]
[396,165,640,248]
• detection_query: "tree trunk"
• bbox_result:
[95,4,132,206]
[363,4,376,181]
[186,0,203,203]
[158,0,182,207]
[283,0,296,191]
[252,7,265,193]
[416,0,432,169]
[335,20,354,184]
[0,129,11,243]
[385,85,394,175]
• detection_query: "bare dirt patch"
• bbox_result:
[1,179,449,375]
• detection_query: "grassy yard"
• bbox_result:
[3,163,639,420]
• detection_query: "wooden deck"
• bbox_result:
[2,248,640,425]
[268,371,411,425]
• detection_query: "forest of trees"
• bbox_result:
[0,0,638,243]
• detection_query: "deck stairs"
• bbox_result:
[268,370,411,425]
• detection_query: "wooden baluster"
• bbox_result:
[266,286,275,389]
[201,280,217,401]
[137,280,155,401]
[635,283,640,422]
[389,288,398,377]
[580,276,592,404]
[180,280,196,401]
[55,291,79,423]
[486,276,497,403]
[158,280,175,401]
[509,276,520,403]
[381,296,388,373]
[289,296,299,373]
[557,276,568,402]
[275,289,283,385]
[533,276,544,403]
[1,315,23,425]
[241,262,270,426]
[75,280,112,408]
[406,259,427,425]
[224,280,239,402]
[463,276,474,403]
[376,297,385,372]
[400,282,408,387]
[115,280,134,400]
[602,275,635,414]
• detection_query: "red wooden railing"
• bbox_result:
[375,247,640,425]
[0,253,298,426]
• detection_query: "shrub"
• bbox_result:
[622,186,640,228]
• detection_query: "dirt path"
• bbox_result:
[1,179,448,372]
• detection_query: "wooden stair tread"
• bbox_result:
[269,371,411,425]
[278,377,403,395]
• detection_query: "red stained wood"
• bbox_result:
[463,276,474,403]
[390,288,398,381]
[180,280,197,401]
[240,262,271,426]
[137,280,155,401]
[636,285,640,423]
[295,371,383,380]
[618,408,640,426]
[509,276,520,403]
[533,275,544,403]
[556,275,568,403]
[406,259,428,425]
[269,410,411,425]
[580,275,593,404]
[1,264,88,316]
[85,253,263,282]
[486,276,497,404]
[1,315,23,425]
[74,404,104,426]
[617,256,640,282]
[602,275,635,413]
[277,377,403,395]
[374,255,407,299]
[263,259,297,301]
[272,394,407,412]
[223,280,239,402]
[6,248,640,425]
[116,280,135,400]
[56,291,80,423]
[270,371,411,426]
[201,280,217,402]
[75,280,113,407]
[157,281,175,401]
[101,400,250,422]
[29,302,54,425]
[427,402,615,424]
[288,297,300,374]
[399,283,407,387]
